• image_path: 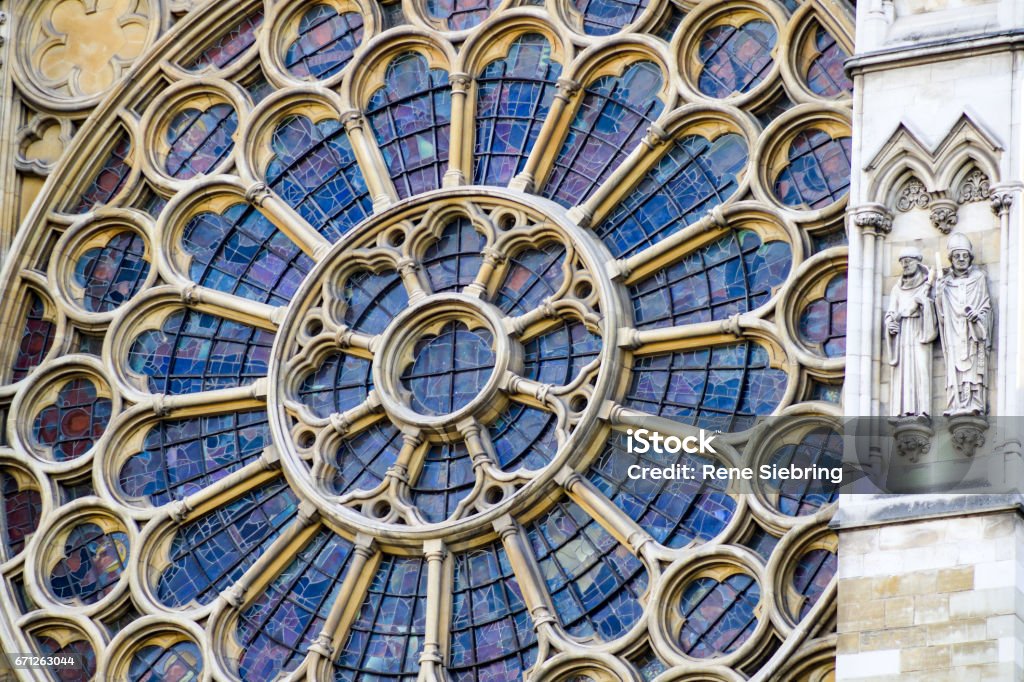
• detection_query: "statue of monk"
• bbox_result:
[935,233,992,416]
[885,246,937,419]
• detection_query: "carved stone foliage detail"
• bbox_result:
[896,177,930,212]
[957,169,991,204]
[929,199,958,234]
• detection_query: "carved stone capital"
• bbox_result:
[245,181,272,207]
[642,123,670,150]
[555,77,581,102]
[341,110,365,133]
[307,632,335,657]
[929,199,958,234]
[991,191,1014,217]
[851,204,893,236]
[223,583,247,608]
[448,72,472,93]
[180,283,200,305]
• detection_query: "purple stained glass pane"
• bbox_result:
[525,499,647,640]
[367,52,451,199]
[266,115,372,242]
[793,548,837,619]
[331,421,403,495]
[164,104,238,180]
[475,34,562,186]
[36,637,96,682]
[342,268,409,335]
[427,0,499,30]
[1,470,42,557]
[157,479,298,607]
[449,542,538,681]
[335,555,428,681]
[596,133,749,258]
[73,231,149,312]
[422,218,486,293]
[187,11,263,70]
[488,402,557,470]
[573,0,650,36]
[678,574,760,657]
[33,378,112,461]
[182,203,313,306]
[629,230,791,329]
[298,352,373,418]
[523,321,601,386]
[71,131,132,214]
[12,292,56,381]
[285,5,364,80]
[118,410,270,506]
[410,441,475,523]
[494,243,566,316]
[402,321,495,416]
[768,427,842,516]
[49,522,129,605]
[798,272,847,357]
[807,27,852,97]
[237,529,355,680]
[626,342,787,432]
[128,309,274,395]
[128,641,203,682]
[774,129,852,209]
[698,20,777,97]
[588,431,736,549]
[543,61,664,208]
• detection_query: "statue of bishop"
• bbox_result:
[885,247,937,419]
[935,233,992,416]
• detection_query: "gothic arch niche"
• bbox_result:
[0,0,852,679]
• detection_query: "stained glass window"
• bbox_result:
[697,20,777,97]
[33,378,112,461]
[266,115,372,242]
[73,231,150,312]
[237,530,356,680]
[49,523,129,605]
[410,441,475,522]
[678,574,759,657]
[449,542,538,681]
[335,555,428,681]
[494,243,565,315]
[367,53,452,199]
[767,427,841,516]
[285,5,364,80]
[543,61,664,207]
[330,421,403,495]
[342,269,410,335]
[629,230,791,328]
[573,0,650,36]
[35,637,96,681]
[164,104,238,180]
[298,353,373,418]
[793,548,837,620]
[402,322,495,415]
[799,273,847,357]
[118,411,271,506]
[0,471,42,557]
[182,203,314,306]
[523,321,600,385]
[488,402,557,470]
[475,34,562,185]
[12,292,55,381]
[774,129,852,209]
[626,343,787,431]
[806,27,852,97]
[596,134,748,258]
[422,218,486,293]
[157,479,298,607]
[128,641,203,682]
[128,310,274,394]
[428,0,500,30]
[588,431,736,549]
[187,11,264,70]
[71,131,132,214]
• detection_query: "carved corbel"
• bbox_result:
[929,198,958,234]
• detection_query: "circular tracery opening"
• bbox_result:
[402,320,496,416]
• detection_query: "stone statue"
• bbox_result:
[935,233,992,416]
[885,247,937,420]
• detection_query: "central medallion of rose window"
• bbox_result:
[270,190,622,543]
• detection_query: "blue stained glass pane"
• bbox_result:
[626,343,787,431]
[128,310,274,395]
[474,34,562,186]
[164,104,238,180]
[367,53,451,199]
[449,542,538,681]
[71,131,132,214]
[543,62,664,208]
[335,555,428,681]
[285,5,364,80]
[698,20,777,97]
[799,272,847,357]
[588,431,735,548]
[402,321,495,416]
[523,321,601,385]
[494,243,566,316]
[678,574,760,657]
[266,115,373,242]
[488,402,557,470]
[573,0,650,36]
[73,231,149,312]
[767,427,841,516]
[427,0,499,30]
[298,352,373,418]
[128,642,203,682]
[629,230,791,329]
[793,548,837,619]
[597,133,748,259]
[118,410,270,506]
[423,218,486,293]
[410,442,475,522]
[331,421,403,495]
[343,269,409,335]
[774,130,852,209]
[633,647,668,680]
[525,500,647,640]
[49,522,129,605]
[157,479,298,607]
[807,27,852,97]
[187,11,263,70]
[237,529,356,680]
[183,203,313,306]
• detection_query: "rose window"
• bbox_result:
[1,0,851,680]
